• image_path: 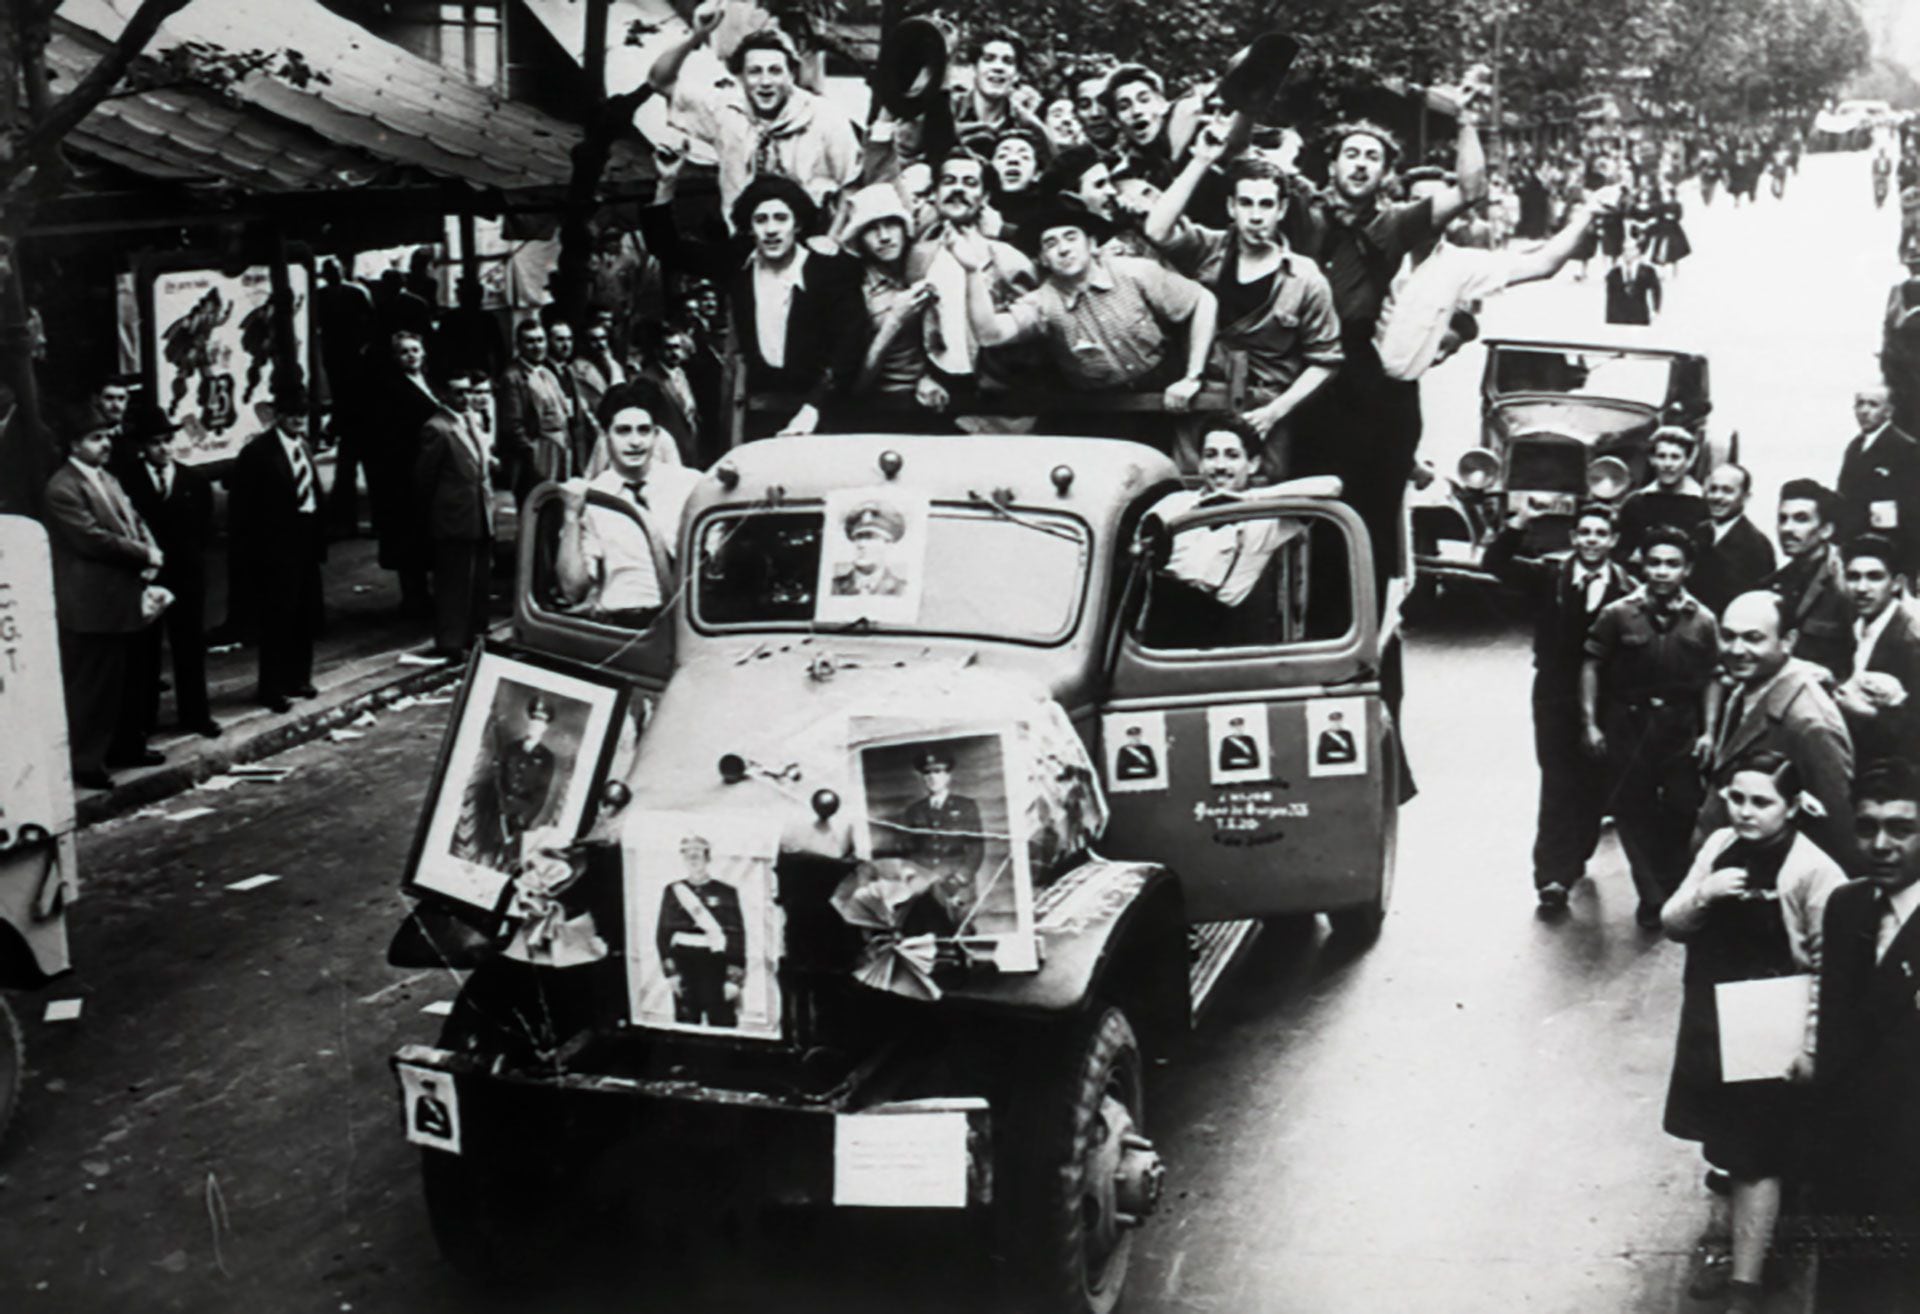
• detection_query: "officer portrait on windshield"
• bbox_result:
[410,652,625,915]
[625,809,783,1040]
[852,731,1032,948]
[815,486,929,624]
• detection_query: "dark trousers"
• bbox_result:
[1603,701,1704,909]
[257,518,323,699]
[1532,678,1605,889]
[1294,360,1422,605]
[61,628,129,775]
[671,954,738,1028]
[431,535,490,655]
[129,583,210,735]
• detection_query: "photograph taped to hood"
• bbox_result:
[625,809,784,1040]
[815,487,930,625]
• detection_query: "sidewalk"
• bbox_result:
[76,456,511,827]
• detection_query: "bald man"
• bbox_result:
[1689,463,1776,617]
[1837,383,1920,578]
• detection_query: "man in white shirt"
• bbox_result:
[554,380,702,628]
[1143,421,1289,647]
[1836,533,1920,763]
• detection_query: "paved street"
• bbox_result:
[0,148,1898,1314]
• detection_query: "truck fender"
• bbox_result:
[942,859,1189,1059]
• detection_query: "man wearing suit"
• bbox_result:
[1695,591,1856,865]
[497,318,574,496]
[1688,463,1775,617]
[231,379,325,714]
[116,406,219,740]
[1837,383,1920,578]
[414,368,495,659]
[1766,477,1854,682]
[1810,761,1920,1312]
[656,834,745,1028]
[727,174,868,440]
[1603,231,1661,325]
[42,423,164,789]
[1836,533,1920,764]
[1486,501,1634,909]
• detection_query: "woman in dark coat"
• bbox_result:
[1643,184,1692,276]
[1659,751,1847,1313]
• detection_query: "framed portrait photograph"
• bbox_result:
[814,487,930,626]
[406,649,628,916]
[847,727,1037,972]
[625,809,784,1041]
[1207,703,1274,786]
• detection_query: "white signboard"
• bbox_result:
[149,264,311,466]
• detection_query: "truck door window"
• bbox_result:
[529,492,671,631]
[1134,510,1353,651]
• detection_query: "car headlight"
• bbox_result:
[1456,449,1500,492]
[1587,455,1632,501]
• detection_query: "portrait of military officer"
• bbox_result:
[890,748,986,936]
[1316,710,1358,765]
[655,834,747,1028]
[1218,715,1262,771]
[452,689,562,874]
[1115,725,1160,780]
[412,1078,453,1141]
[831,500,910,596]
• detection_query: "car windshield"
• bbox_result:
[1491,347,1674,408]
[693,503,1092,644]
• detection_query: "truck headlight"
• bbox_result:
[1587,455,1632,501]
[1456,449,1500,492]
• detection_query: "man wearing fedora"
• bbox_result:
[43,421,164,789]
[954,200,1216,442]
[231,377,326,714]
[647,3,860,223]
[116,403,220,741]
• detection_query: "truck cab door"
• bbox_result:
[513,485,676,698]
[1099,496,1397,924]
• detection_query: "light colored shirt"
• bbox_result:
[576,466,702,614]
[1004,256,1206,389]
[280,431,317,513]
[1375,242,1522,381]
[751,251,810,372]
[1880,880,1920,962]
[1156,489,1285,607]
[668,76,860,224]
[1855,599,1900,678]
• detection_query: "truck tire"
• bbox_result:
[1328,737,1400,944]
[1001,1005,1158,1314]
[0,995,22,1148]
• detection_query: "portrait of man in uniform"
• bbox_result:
[1207,704,1274,785]
[412,1078,453,1140]
[831,501,910,597]
[655,833,747,1028]
[1104,711,1170,793]
[889,748,985,935]
[816,487,928,624]
[451,688,567,874]
[1316,710,1357,765]
[1218,716,1262,771]
[1116,725,1159,780]
[398,1062,462,1152]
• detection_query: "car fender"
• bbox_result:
[941,859,1189,1055]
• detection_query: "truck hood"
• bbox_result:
[609,643,1106,861]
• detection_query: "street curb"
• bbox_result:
[77,660,463,829]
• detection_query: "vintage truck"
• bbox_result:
[388,433,1401,1314]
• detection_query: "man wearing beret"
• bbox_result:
[832,500,910,596]
[893,749,985,935]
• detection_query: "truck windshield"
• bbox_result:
[1492,348,1673,408]
[692,503,1091,644]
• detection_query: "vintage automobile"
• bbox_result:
[1410,327,1732,597]
[0,517,82,1148]
[387,435,1401,1314]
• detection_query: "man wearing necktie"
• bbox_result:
[42,421,164,789]
[1810,760,1920,1311]
[554,380,701,628]
[1485,500,1633,910]
[415,368,497,659]
[232,378,326,714]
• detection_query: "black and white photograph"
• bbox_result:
[10,0,1920,1311]
[624,808,783,1039]
[850,728,1036,967]
[409,650,623,913]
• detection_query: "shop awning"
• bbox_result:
[50,0,651,204]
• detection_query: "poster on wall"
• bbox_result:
[145,261,311,467]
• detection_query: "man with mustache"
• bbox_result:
[647,3,859,224]
[910,152,1039,415]
[1766,477,1854,682]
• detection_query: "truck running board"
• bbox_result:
[1188,919,1261,1023]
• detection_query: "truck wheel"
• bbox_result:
[1002,1005,1160,1314]
[0,996,22,1148]
[1328,742,1399,944]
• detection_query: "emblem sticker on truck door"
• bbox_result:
[1103,711,1169,793]
[1307,697,1368,777]
[1206,705,1273,785]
